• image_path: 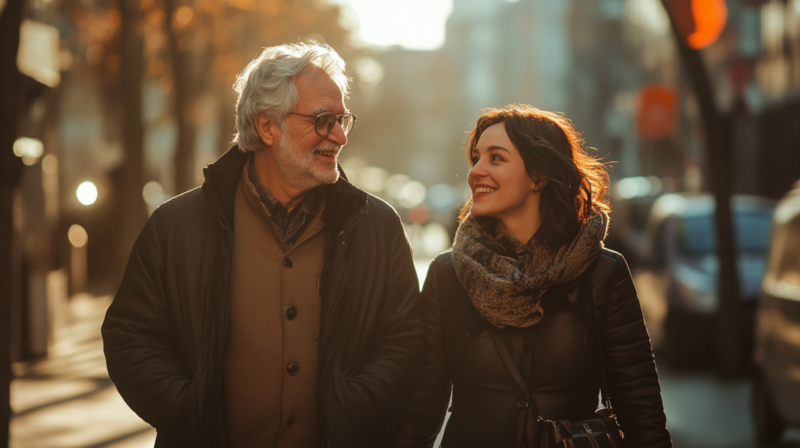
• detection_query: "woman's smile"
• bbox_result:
[473,184,497,198]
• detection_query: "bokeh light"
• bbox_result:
[386,174,411,199]
[428,184,456,209]
[617,176,661,199]
[67,224,88,248]
[13,137,44,166]
[398,181,427,209]
[359,166,388,193]
[76,181,98,206]
[143,181,166,208]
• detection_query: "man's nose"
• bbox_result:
[326,121,347,146]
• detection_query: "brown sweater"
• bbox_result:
[223,163,327,447]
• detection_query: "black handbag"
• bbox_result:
[488,278,625,448]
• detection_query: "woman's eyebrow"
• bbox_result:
[486,145,510,153]
[473,145,510,156]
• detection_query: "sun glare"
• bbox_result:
[335,0,453,50]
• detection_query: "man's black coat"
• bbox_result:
[102,147,428,447]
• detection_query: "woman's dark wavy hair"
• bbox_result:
[460,104,611,249]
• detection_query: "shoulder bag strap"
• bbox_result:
[488,264,614,408]
[584,268,613,408]
[488,326,530,401]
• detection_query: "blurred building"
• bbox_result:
[346,0,800,244]
[10,0,68,363]
[345,0,579,247]
[585,0,800,197]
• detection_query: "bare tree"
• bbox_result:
[112,0,148,276]
[163,0,204,194]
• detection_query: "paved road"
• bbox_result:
[10,290,800,447]
[660,367,800,448]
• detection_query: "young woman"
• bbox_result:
[395,105,672,447]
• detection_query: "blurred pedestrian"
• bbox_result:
[102,42,427,448]
[394,104,671,447]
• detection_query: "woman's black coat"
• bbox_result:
[395,248,672,448]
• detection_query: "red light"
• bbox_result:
[666,0,728,50]
[687,0,727,49]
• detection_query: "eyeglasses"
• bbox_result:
[288,111,357,137]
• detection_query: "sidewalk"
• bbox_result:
[10,293,156,448]
[9,290,800,448]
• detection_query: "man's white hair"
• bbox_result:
[233,42,350,153]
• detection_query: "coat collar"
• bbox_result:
[202,145,367,232]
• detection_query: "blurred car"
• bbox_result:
[606,176,664,269]
[633,193,776,363]
[752,181,800,444]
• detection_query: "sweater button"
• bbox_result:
[517,401,529,410]
[285,305,297,320]
[287,362,299,376]
[283,258,293,268]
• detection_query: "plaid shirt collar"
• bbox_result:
[247,160,323,250]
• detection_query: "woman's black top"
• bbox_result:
[394,248,672,448]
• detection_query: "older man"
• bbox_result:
[103,42,427,448]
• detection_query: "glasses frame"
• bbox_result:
[288,111,357,137]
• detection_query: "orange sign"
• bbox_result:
[637,86,678,140]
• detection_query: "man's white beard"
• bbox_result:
[273,132,340,192]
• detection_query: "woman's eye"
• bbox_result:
[470,156,479,165]
[492,155,503,162]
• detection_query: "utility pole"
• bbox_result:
[0,0,25,444]
[661,0,745,377]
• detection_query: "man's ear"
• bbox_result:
[256,113,277,147]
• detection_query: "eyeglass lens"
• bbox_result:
[316,113,354,137]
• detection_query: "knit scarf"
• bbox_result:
[452,211,609,328]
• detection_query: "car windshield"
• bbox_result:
[679,212,773,256]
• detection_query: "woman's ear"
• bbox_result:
[256,113,277,147]
[532,177,548,192]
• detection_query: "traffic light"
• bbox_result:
[666,0,728,50]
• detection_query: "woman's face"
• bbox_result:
[468,122,540,220]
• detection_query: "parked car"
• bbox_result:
[633,193,776,363]
[606,176,663,270]
[752,181,800,444]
